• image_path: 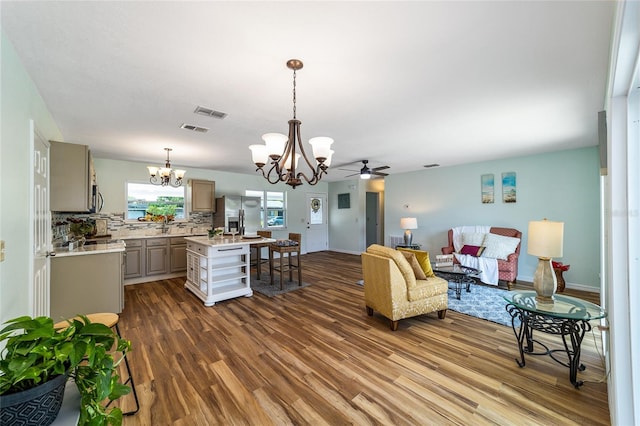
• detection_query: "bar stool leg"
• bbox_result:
[279,251,285,290]
[269,248,275,285]
[297,252,302,286]
[115,323,140,416]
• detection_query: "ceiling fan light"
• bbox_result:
[249,144,269,166]
[309,136,334,160]
[360,170,371,180]
[262,133,288,157]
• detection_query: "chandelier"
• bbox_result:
[249,59,334,189]
[147,148,186,187]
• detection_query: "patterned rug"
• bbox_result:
[250,274,310,297]
[447,282,517,327]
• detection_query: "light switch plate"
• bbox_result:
[0,240,5,262]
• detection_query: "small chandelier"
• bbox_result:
[147,148,186,187]
[249,59,334,189]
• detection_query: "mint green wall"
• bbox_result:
[383,147,600,290]
[93,158,328,252]
[1,33,63,323]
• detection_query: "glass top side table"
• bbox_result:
[503,290,606,388]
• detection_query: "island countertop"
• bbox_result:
[184,236,275,247]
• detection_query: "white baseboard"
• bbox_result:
[517,275,600,293]
[328,248,363,256]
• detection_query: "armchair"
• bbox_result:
[361,244,448,331]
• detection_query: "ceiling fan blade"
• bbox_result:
[338,167,360,172]
[372,171,389,176]
[344,172,359,177]
[371,165,390,172]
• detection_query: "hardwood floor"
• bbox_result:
[117,251,609,425]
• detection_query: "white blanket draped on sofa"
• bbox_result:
[451,226,499,286]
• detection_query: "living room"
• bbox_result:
[1,1,638,425]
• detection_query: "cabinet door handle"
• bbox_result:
[47,251,56,257]
[217,247,243,252]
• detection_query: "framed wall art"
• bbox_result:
[502,172,516,203]
[338,193,351,209]
[481,174,494,204]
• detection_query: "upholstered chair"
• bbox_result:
[361,244,448,331]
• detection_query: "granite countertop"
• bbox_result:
[53,240,126,258]
[119,233,207,240]
[185,236,275,247]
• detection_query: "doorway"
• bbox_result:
[366,192,381,247]
[306,192,328,253]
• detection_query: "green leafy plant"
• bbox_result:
[0,315,132,425]
[146,204,176,217]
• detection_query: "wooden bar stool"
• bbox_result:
[55,313,139,416]
[250,230,272,280]
[269,233,302,289]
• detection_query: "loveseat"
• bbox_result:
[441,227,521,289]
[361,244,448,331]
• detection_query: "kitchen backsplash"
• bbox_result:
[52,212,214,239]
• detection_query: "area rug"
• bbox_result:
[250,275,311,297]
[446,282,517,327]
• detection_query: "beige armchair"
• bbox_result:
[361,244,448,331]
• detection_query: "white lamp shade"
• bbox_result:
[283,153,301,170]
[249,144,269,165]
[159,167,171,178]
[400,217,418,230]
[174,169,186,180]
[527,219,564,258]
[309,137,334,160]
[360,170,371,179]
[262,133,288,157]
[322,150,335,167]
[147,166,159,176]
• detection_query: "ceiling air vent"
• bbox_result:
[423,163,440,168]
[194,106,227,119]
[180,123,209,133]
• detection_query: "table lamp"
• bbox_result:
[400,217,418,246]
[527,219,564,302]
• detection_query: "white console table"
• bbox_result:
[184,236,274,306]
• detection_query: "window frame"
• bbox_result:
[125,180,188,222]
[245,189,287,229]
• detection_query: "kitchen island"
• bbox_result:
[184,236,275,306]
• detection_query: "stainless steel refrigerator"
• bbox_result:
[212,195,262,235]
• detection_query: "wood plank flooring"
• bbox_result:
[117,251,609,425]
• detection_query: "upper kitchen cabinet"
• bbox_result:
[50,141,96,212]
[188,179,215,212]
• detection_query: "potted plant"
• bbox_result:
[0,315,132,425]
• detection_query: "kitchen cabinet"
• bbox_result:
[51,252,123,320]
[189,179,215,212]
[170,237,187,273]
[146,238,169,276]
[124,239,145,279]
[185,237,252,306]
[50,141,95,212]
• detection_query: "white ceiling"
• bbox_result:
[1,1,614,182]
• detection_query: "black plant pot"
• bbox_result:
[0,373,68,426]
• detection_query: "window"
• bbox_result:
[246,190,287,228]
[127,182,186,221]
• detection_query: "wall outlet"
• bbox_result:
[0,240,5,262]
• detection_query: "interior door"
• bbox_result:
[365,192,380,247]
[32,122,51,317]
[306,192,328,253]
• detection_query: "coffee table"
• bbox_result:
[432,264,480,300]
[504,291,607,388]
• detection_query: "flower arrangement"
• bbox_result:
[552,261,570,272]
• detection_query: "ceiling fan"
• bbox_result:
[339,160,390,179]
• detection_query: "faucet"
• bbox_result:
[162,215,169,234]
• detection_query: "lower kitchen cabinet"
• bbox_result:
[51,251,124,320]
[146,238,169,276]
[124,239,144,279]
[170,237,187,273]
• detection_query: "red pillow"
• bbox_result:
[460,245,485,257]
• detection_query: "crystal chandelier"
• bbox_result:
[147,148,186,187]
[249,59,334,189]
